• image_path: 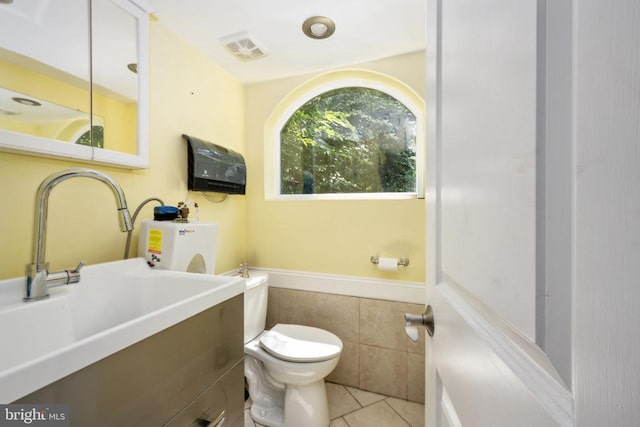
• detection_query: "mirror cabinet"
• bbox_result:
[0,0,152,168]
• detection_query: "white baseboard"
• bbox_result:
[244,268,426,304]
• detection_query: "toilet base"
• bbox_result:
[285,380,330,427]
[250,379,330,427]
[250,402,284,427]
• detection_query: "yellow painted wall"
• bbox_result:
[244,52,426,282]
[0,22,246,280]
[0,28,424,284]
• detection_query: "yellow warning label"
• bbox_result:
[147,229,163,254]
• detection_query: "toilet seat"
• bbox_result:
[259,324,342,363]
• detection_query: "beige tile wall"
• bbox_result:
[266,288,426,403]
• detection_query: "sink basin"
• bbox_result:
[0,258,244,403]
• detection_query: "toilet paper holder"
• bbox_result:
[370,254,410,267]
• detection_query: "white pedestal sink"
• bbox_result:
[0,258,244,403]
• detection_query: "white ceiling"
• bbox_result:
[146,0,426,84]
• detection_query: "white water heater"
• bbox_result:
[137,220,218,274]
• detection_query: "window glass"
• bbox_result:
[279,87,417,195]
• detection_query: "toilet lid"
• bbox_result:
[259,324,343,363]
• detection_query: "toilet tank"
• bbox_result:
[244,274,269,344]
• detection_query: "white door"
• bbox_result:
[423,0,573,426]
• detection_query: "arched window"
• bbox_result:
[267,71,424,199]
[74,125,104,148]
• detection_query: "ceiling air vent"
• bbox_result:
[220,31,268,62]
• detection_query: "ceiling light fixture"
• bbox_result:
[12,97,41,107]
[302,16,335,40]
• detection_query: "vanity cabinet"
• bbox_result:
[15,294,244,427]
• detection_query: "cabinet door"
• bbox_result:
[0,0,91,148]
[90,0,139,153]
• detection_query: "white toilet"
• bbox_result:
[244,274,343,427]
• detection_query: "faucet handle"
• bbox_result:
[64,260,86,286]
[71,260,86,273]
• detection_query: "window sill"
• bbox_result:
[270,192,422,201]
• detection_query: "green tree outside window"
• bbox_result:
[75,125,104,148]
[280,87,416,195]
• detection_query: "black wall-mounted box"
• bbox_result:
[183,134,246,195]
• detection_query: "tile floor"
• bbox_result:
[244,382,425,427]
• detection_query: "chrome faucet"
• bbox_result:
[25,168,133,301]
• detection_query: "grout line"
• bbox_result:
[357,298,361,390]
[328,384,365,421]
[335,406,369,420]
[383,398,413,427]
[406,356,410,403]
[342,384,364,409]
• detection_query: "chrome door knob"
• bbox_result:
[405,305,435,339]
